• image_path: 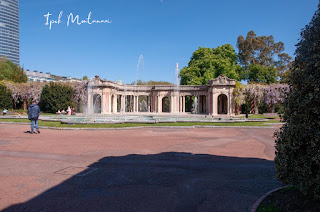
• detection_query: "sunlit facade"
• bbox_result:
[0,0,19,64]
[87,75,236,116]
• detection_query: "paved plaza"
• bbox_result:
[0,124,282,211]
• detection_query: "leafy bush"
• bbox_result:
[40,82,76,113]
[274,103,284,114]
[0,84,13,109]
[258,102,268,114]
[241,103,250,114]
[275,4,320,200]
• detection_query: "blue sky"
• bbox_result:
[20,0,319,83]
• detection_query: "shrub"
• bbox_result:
[40,82,76,113]
[0,84,13,109]
[258,102,268,114]
[241,103,250,114]
[275,3,320,199]
[274,103,284,114]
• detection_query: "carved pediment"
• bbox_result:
[208,75,236,86]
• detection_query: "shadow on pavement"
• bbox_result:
[3,152,281,212]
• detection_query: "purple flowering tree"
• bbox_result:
[3,81,46,110]
[241,83,289,114]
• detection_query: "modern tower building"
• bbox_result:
[0,0,19,65]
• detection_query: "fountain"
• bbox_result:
[192,96,198,114]
[175,63,180,92]
[136,54,144,84]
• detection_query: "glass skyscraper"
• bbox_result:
[0,0,19,65]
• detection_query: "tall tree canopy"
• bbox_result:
[0,58,27,83]
[275,3,320,199]
[247,64,277,84]
[179,44,243,85]
[237,31,292,83]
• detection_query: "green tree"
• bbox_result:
[0,84,13,109]
[237,31,292,83]
[40,82,76,113]
[276,54,293,83]
[0,58,27,83]
[247,64,277,84]
[275,3,320,199]
[82,76,88,81]
[179,44,244,85]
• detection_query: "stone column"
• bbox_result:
[207,94,210,115]
[181,96,183,113]
[209,92,213,115]
[198,95,201,114]
[157,95,162,113]
[136,96,139,113]
[113,94,117,113]
[182,96,185,113]
[103,92,111,114]
[107,92,111,114]
[199,95,202,114]
[179,96,182,113]
[212,92,218,116]
[228,90,233,116]
[87,89,93,114]
[121,95,125,113]
[170,95,174,113]
[131,95,135,113]
[153,95,156,113]
[176,94,179,113]
[147,96,150,112]
[101,91,107,114]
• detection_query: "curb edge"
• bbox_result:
[251,185,289,212]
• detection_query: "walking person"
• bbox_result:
[28,101,41,134]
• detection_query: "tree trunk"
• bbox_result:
[23,100,27,111]
[272,104,275,113]
[254,97,259,114]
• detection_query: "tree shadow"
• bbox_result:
[3,152,281,212]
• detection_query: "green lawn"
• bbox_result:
[237,114,280,119]
[249,114,267,119]
[0,118,282,128]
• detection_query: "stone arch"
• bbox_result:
[218,94,228,114]
[93,94,101,113]
[162,96,170,113]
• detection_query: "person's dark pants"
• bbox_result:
[31,119,39,133]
